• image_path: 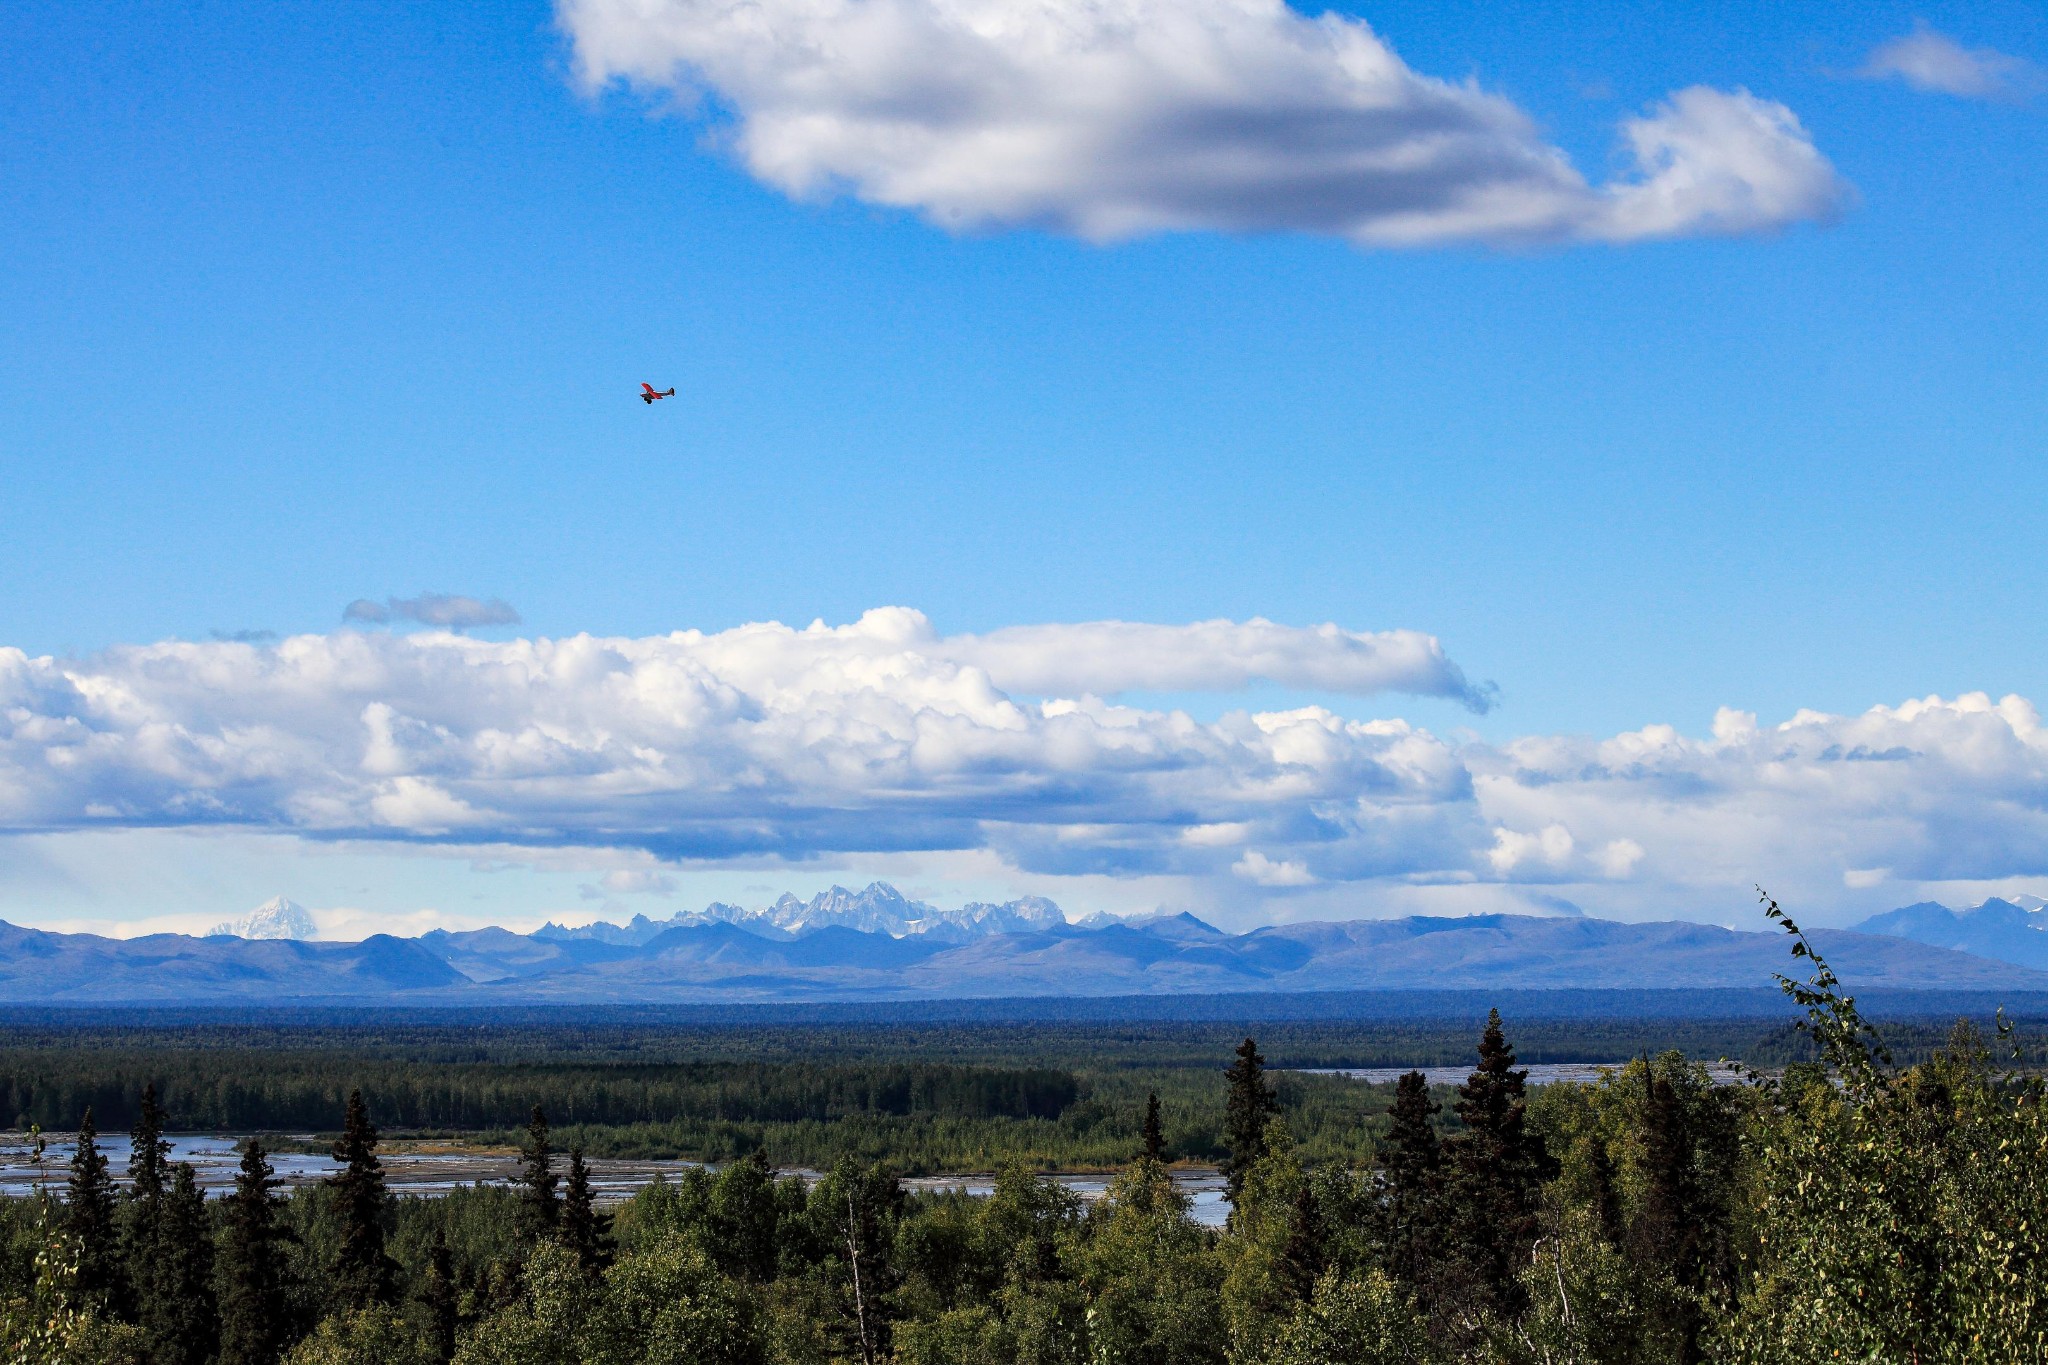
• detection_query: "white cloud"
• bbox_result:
[940,614,1490,706]
[6,611,2048,926]
[558,0,1847,247]
[1594,838,1645,879]
[1860,25,2042,102]
[1486,822,1574,876]
[1234,850,1315,886]
[0,611,1478,876]
[1591,88,1853,242]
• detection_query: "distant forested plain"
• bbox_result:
[1,990,2045,1170]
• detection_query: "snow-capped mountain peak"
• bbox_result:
[205,895,319,941]
[538,882,1075,945]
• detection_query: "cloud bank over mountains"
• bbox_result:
[559,0,1848,247]
[3,608,2046,922]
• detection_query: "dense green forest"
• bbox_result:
[4,995,2039,1172]
[7,909,2048,1361]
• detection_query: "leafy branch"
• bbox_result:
[1759,887,1892,1092]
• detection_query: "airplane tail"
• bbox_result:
[663,388,676,397]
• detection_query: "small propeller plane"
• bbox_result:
[640,383,676,404]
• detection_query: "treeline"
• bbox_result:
[7,904,2048,1361]
[0,1051,1405,1173]
[10,1001,2048,1076]
[0,1059,1079,1133]
[0,1014,1831,1070]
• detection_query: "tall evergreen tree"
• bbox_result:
[127,1083,170,1204]
[217,1138,293,1365]
[1142,1092,1166,1163]
[1586,1133,1624,1248]
[560,1145,613,1274]
[1441,1010,1551,1327]
[142,1163,218,1365]
[1625,1062,1738,1365]
[328,1088,397,1310]
[1379,1070,1442,1288]
[122,1083,171,1329]
[418,1230,459,1365]
[1630,1073,1691,1271]
[516,1104,559,1239]
[64,1106,122,1313]
[1278,1181,1327,1303]
[1222,1037,1279,1203]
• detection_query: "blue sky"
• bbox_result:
[1,0,2044,936]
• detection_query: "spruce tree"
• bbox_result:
[559,1145,613,1274]
[328,1088,397,1310]
[123,1083,171,1329]
[127,1083,170,1203]
[1141,1092,1166,1163]
[1278,1181,1326,1302]
[1587,1134,1624,1248]
[1626,1065,1737,1365]
[418,1230,459,1365]
[218,1139,293,1365]
[1222,1037,1278,1203]
[64,1107,122,1313]
[516,1104,559,1240]
[1441,1010,1551,1326]
[1631,1073,1692,1273]
[142,1162,218,1365]
[1379,1070,1442,1288]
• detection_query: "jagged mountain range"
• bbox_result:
[535,883,1074,946]
[3,883,2047,1002]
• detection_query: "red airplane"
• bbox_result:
[640,383,676,404]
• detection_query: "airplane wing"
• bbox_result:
[641,383,658,395]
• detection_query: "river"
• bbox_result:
[0,1132,1233,1227]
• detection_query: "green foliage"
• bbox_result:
[1715,1022,2048,1361]
[1074,1159,1226,1365]
[453,1235,761,1365]
[1260,1270,1432,1365]
[285,1305,434,1365]
[0,1213,145,1365]
[581,1232,761,1365]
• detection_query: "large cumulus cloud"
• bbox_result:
[559,0,1848,246]
[3,610,2044,914]
[0,611,1478,870]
